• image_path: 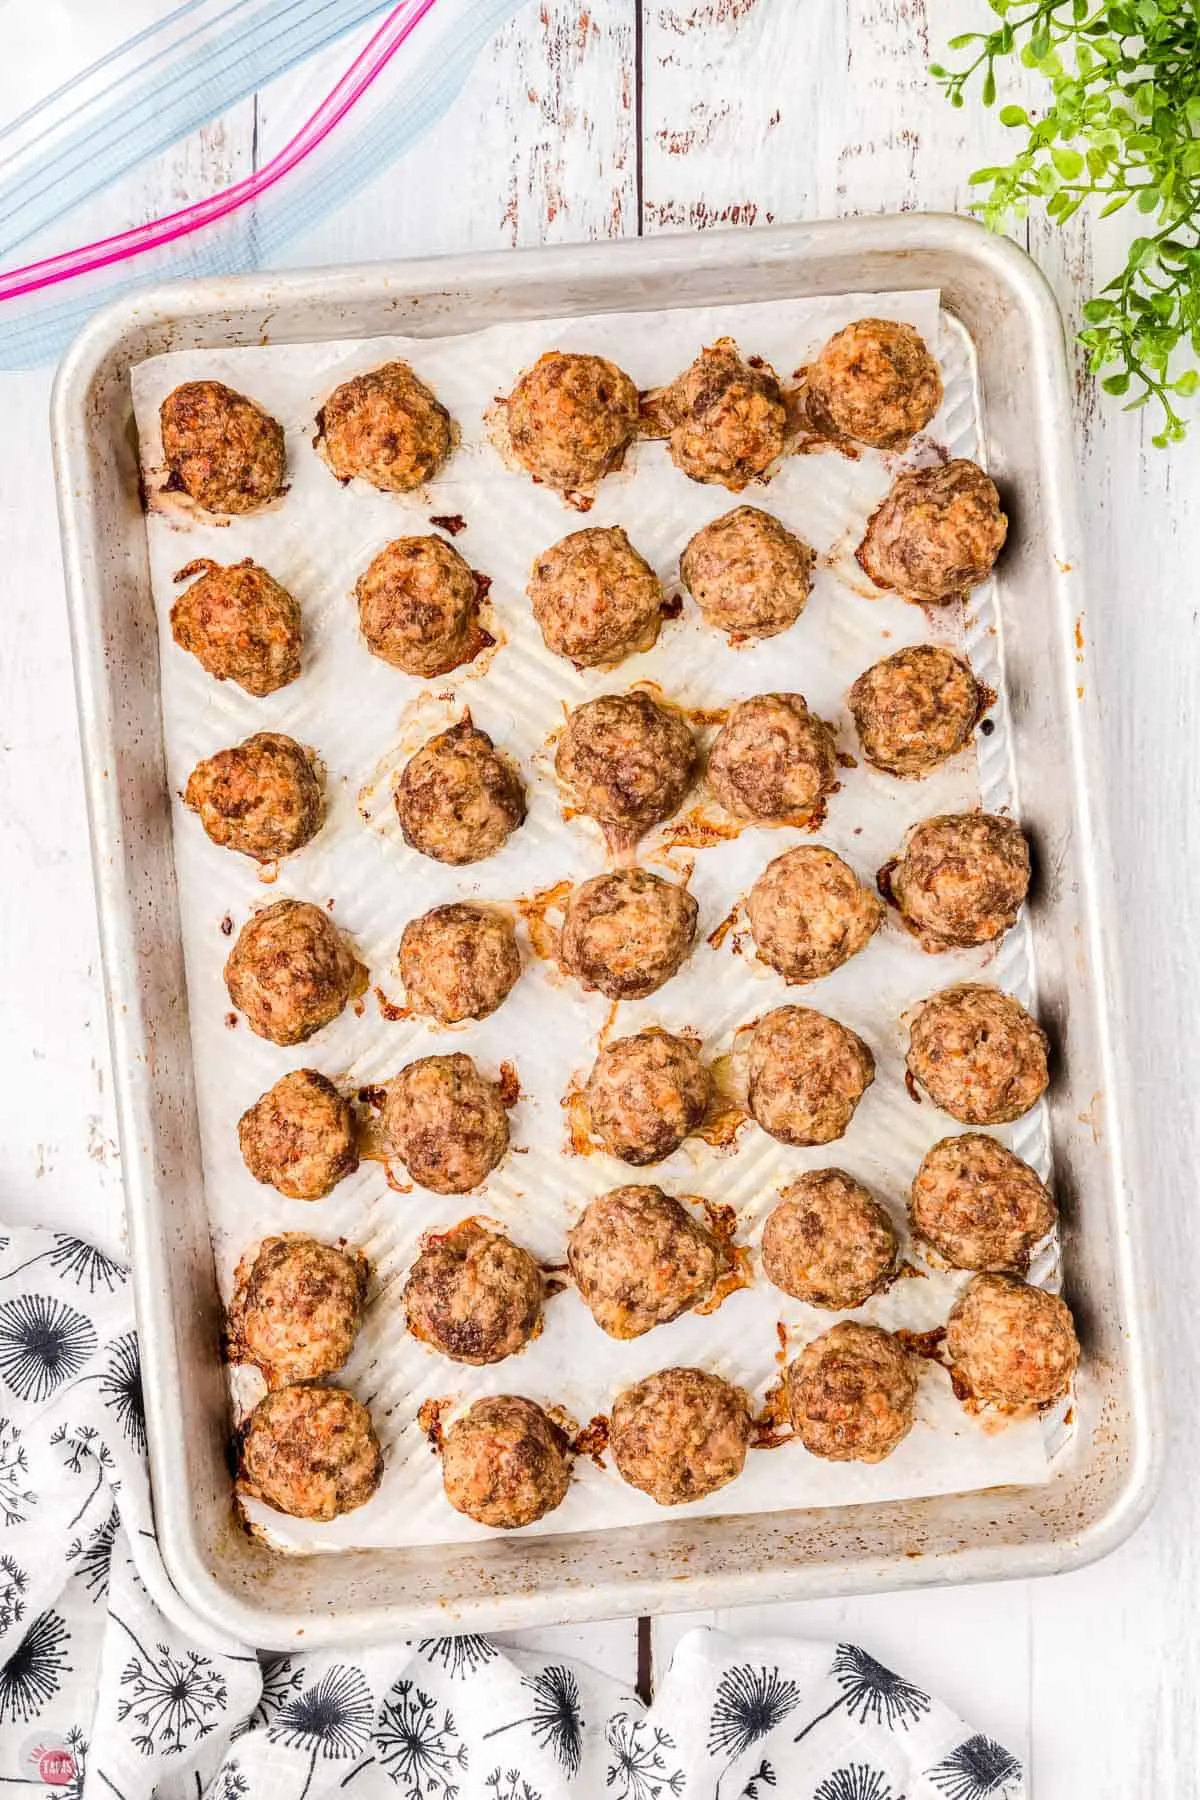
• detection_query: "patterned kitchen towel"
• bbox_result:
[0,1224,1025,1798]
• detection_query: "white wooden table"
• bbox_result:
[2,3,1196,1790]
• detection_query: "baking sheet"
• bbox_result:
[130,288,1064,1554]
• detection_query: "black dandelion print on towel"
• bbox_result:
[0,1553,28,1635]
[606,1712,685,1799]
[739,1760,777,1799]
[0,1294,97,1403]
[928,1734,1022,1799]
[237,1651,305,1735]
[483,1663,584,1777]
[67,1503,118,1600]
[1,1235,127,1295]
[485,1771,541,1800]
[208,1760,250,1800]
[98,1330,146,1454]
[0,1609,72,1723]
[114,1617,228,1757]
[795,1645,931,1744]
[814,1765,902,1800]
[267,1664,374,1799]
[708,1663,803,1794]
[0,1416,35,1524]
[418,1634,499,1679]
[376,1680,468,1796]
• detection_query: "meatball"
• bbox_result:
[239,1385,382,1520]
[560,869,697,1001]
[316,360,453,491]
[441,1395,571,1529]
[804,318,943,449]
[504,350,639,499]
[747,1005,875,1147]
[395,719,526,866]
[762,1171,897,1309]
[382,1053,509,1193]
[355,536,485,677]
[399,903,520,1024]
[787,1322,917,1463]
[680,508,814,641]
[658,338,788,490]
[748,847,883,984]
[184,732,322,863]
[238,1069,358,1201]
[568,1187,721,1339]
[224,901,366,1046]
[610,1366,751,1504]
[907,983,1049,1125]
[404,1219,542,1364]
[849,644,980,778]
[707,693,835,821]
[584,1031,710,1166]
[528,527,664,668]
[228,1235,368,1387]
[884,813,1031,951]
[857,459,1007,605]
[555,691,696,847]
[946,1272,1080,1407]
[170,559,302,697]
[910,1134,1057,1273]
[160,380,285,515]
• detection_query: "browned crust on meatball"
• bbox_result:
[610,1366,751,1503]
[399,903,521,1024]
[883,813,1031,951]
[227,1235,368,1387]
[316,360,454,491]
[161,381,285,515]
[560,869,698,1000]
[505,351,639,499]
[680,508,814,641]
[748,847,884,983]
[555,691,697,848]
[238,1069,358,1200]
[658,338,789,490]
[170,560,302,697]
[583,1031,711,1166]
[804,318,943,450]
[224,901,367,1046]
[787,1321,917,1462]
[946,1272,1079,1406]
[910,1134,1057,1273]
[382,1053,510,1193]
[395,719,526,866]
[849,644,980,778]
[404,1219,543,1364]
[748,1005,875,1146]
[185,732,323,863]
[239,1385,382,1520]
[708,693,836,821]
[568,1187,722,1339]
[441,1394,571,1528]
[907,983,1049,1125]
[528,526,665,668]
[355,536,488,676]
[763,1171,898,1308]
[856,459,1008,604]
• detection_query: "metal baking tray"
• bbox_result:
[52,214,1159,1649]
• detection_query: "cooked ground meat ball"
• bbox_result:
[505,350,639,498]
[610,1366,751,1504]
[560,869,697,1000]
[708,693,835,823]
[787,1321,916,1462]
[907,983,1049,1125]
[228,1235,368,1387]
[170,559,302,697]
[238,1069,358,1201]
[160,380,285,515]
[659,338,788,490]
[748,847,883,983]
[239,1385,382,1520]
[224,901,366,1046]
[528,527,664,667]
[805,318,943,449]
[404,1219,542,1364]
[568,1187,721,1339]
[395,719,526,865]
[382,1053,509,1193]
[885,813,1031,950]
[946,1272,1079,1406]
[680,508,814,641]
[355,536,484,676]
[399,903,520,1024]
[441,1395,571,1528]
[762,1171,897,1308]
[184,732,322,863]
[857,459,1008,605]
[584,1031,711,1166]
[555,691,696,847]
[849,643,981,777]
[317,360,454,491]
[748,1005,875,1146]
[910,1134,1056,1272]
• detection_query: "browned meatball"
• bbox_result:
[884,814,1031,951]
[707,693,835,821]
[763,1171,897,1308]
[659,338,788,490]
[238,1069,358,1201]
[185,732,322,863]
[748,1005,875,1146]
[748,847,883,984]
[610,1366,751,1503]
[505,350,639,499]
[555,691,696,847]
[946,1272,1079,1406]
[560,869,697,1000]
[317,360,454,491]
[161,381,285,515]
[680,508,814,641]
[568,1187,721,1339]
[404,1220,542,1364]
[355,536,485,676]
[787,1322,916,1462]
[907,984,1049,1125]
[528,527,665,668]
[857,459,1007,605]
[228,1235,368,1387]
[849,643,980,778]
[584,1031,710,1166]
[170,559,302,697]
[441,1395,571,1528]
[399,903,520,1024]
[224,901,366,1046]
[382,1053,509,1193]
[910,1134,1056,1273]
[395,719,526,866]
[239,1385,382,1520]
[805,318,943,449]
